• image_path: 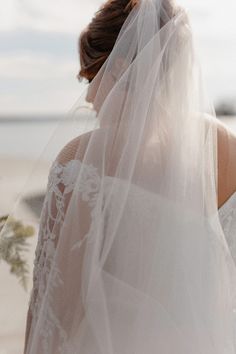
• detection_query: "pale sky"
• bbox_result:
[0,0,235,115]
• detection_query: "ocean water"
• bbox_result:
[0,118,58,160]
[0,116,96,162]
[0,116,236,162]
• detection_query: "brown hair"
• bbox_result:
[78,0,139,82]
[78,0,179,82]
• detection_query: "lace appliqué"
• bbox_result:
[28,159,101,353]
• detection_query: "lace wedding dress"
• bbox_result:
[25,154,236,352]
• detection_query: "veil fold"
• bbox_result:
[2,0,236,353]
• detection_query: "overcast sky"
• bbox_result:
[0,0,236,115]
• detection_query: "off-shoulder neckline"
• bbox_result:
[218,191,236,217]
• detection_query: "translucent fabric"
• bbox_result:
[3,0,236,353]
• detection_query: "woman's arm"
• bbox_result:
[217,120,236,208]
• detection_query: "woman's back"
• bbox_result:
[56,118,236,212]
[52,118,236,263]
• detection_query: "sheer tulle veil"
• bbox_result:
[3,0,236,352]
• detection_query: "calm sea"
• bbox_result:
[0,116,96,162]
[0,116,236,162]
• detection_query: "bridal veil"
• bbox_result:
[3,0,236,352]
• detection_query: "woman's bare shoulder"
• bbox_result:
[55,131,92,165]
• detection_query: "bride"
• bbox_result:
[23,0,236,353]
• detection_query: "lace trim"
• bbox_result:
[219,192,236,220]
[28,159,101,352]
[218,192,236,265]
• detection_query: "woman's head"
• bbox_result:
[78,0,138,83]
[78,0,179,83]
